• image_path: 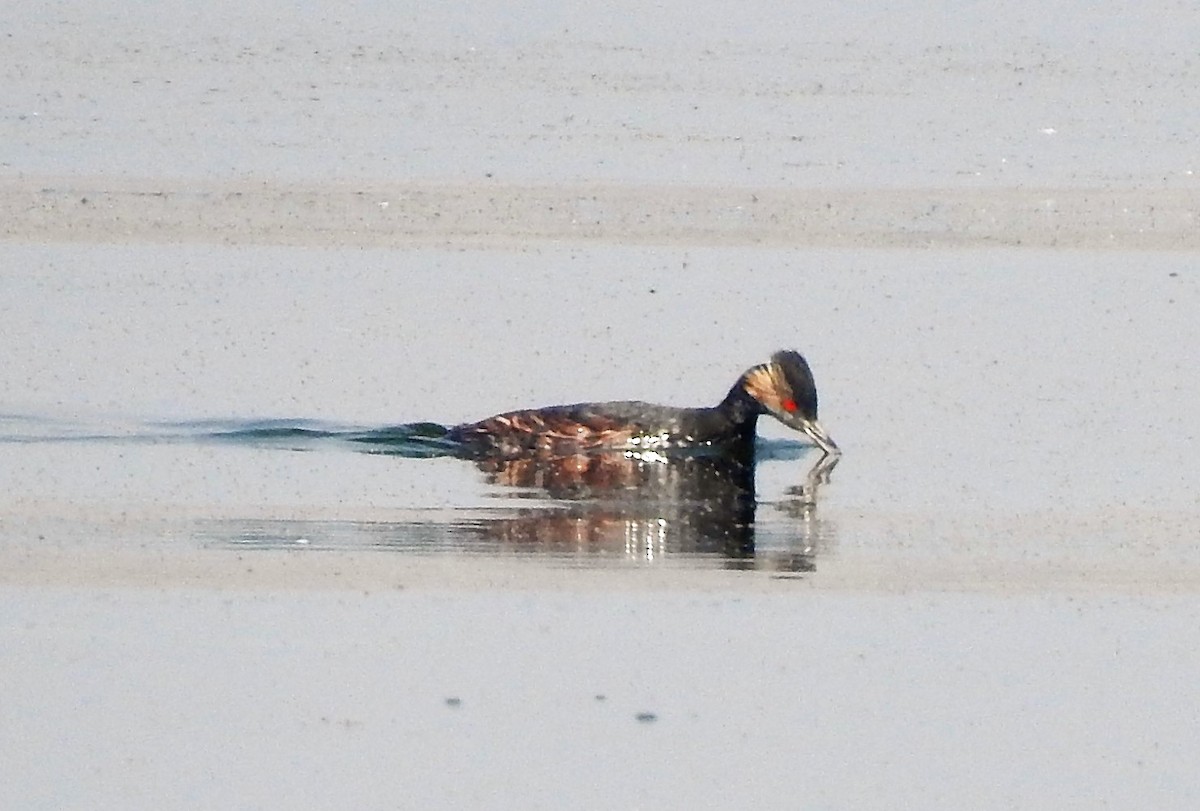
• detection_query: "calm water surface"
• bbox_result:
[7,5,1200,808]
[1,413,836,574]
[3,242,1197,587]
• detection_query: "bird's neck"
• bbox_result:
[711,382,762,437]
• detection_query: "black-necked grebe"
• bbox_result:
[448,350,839,460]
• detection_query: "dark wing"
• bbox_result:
[450,400,672,456]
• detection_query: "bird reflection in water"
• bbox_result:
[188,350,841,571]
[445,349,842,572]
[461,447,838,573]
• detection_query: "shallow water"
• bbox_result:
[5,2,1200,807]
[3,242,1198,586]
[0,413,835,574]
[5,247,1199,811]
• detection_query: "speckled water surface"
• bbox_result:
[4,243,1197,581]
[3,1,1200,808]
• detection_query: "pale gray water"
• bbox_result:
[3,243,1198,578]
[4,1,1200,808]
[6,588,1200,810]
[5,224,1200,811]
[6,0,1198,189]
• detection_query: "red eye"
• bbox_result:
[782,398,797,412]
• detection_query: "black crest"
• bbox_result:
[771,350,819,419]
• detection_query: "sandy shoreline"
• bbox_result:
[4,175,1197,249]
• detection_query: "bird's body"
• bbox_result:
[448,350,839,461]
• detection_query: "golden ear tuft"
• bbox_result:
[742,363,787,413]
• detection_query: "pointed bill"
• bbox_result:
[785,415,840,456]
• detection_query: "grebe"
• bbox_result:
[448,350,840,460]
